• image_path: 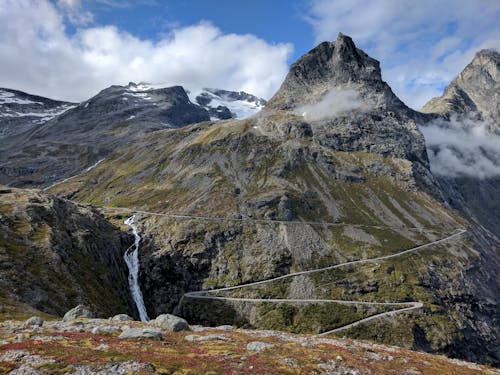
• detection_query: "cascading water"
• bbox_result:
[124,215,149,321]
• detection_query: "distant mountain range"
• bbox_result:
[0,83,266,187]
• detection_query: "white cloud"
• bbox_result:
[306,0,500,109]
[0,0,292,102]
[297,88,370,121]
[57,0,93,25]
[420,116,500,178]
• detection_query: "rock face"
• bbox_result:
[49,35,500,366]
[422,49,499,127]
[420,49,500,238]
[0,186,135,318]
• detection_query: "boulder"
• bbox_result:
[150,314,189,332]
[24,316,44,327]
[118,327,162,340]
[247,341,273,352]
[62,305,94,321]
[111,314,134,322]
[92,326,119,335]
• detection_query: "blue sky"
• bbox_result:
[81,0,314,59]
[0,0,498,109]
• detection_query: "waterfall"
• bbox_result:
[124,215,149,321]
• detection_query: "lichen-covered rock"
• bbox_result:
[246,341,273,352]
[118,327,162,340]
[91,326,119,335]
[24,316,44,327]
[111,314,134,322]
[150,314,189,332]
[63,305,94,321]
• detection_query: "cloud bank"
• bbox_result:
[420,116,500,179]
[298,88,369,121]
[306,0,500,109]
[0,0,292,102]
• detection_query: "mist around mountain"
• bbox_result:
[420,49,500,238]
[0,34,499,372]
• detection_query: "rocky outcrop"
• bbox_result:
[0,186,135,318]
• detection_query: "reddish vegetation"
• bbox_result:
[0,324,498,374]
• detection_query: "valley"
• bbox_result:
[0,32,498,372]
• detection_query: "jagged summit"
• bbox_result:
[265,33,410,114]
[262,33,430,170]
[422,48,499,123]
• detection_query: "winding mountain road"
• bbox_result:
[103,206,433,231]
[183,229,466,335]
[100,205,465,335]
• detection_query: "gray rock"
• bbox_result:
[215,325,233,331]
[111,314,134,322]
[118,327,162,340]
[91,326,119,335]
[246,341,273,352]
[150,314,189,332]
[24,316,44,327]
[184,334,228,342]
[63,305,94,321]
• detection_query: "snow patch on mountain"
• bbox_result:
[187,88,266,120]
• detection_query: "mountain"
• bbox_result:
[188,87,266,120]
[422,49,499,129]
[44,33,499,365]
[0,88,75,138]
[420,49,500,238]
[0,83,266,188]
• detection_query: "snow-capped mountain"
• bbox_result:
[0,88,75,138]
[0,82,267,187]
[187,88,266,120]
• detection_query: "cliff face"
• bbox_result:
[46,35,500,365]
[0,186,135,319]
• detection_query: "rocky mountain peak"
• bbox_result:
[421,48,499,122]
[265,33,410,114]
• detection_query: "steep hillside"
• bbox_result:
[0,186,134,319]
[48,34,500,365]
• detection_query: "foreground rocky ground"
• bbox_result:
[0,309,498,375]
